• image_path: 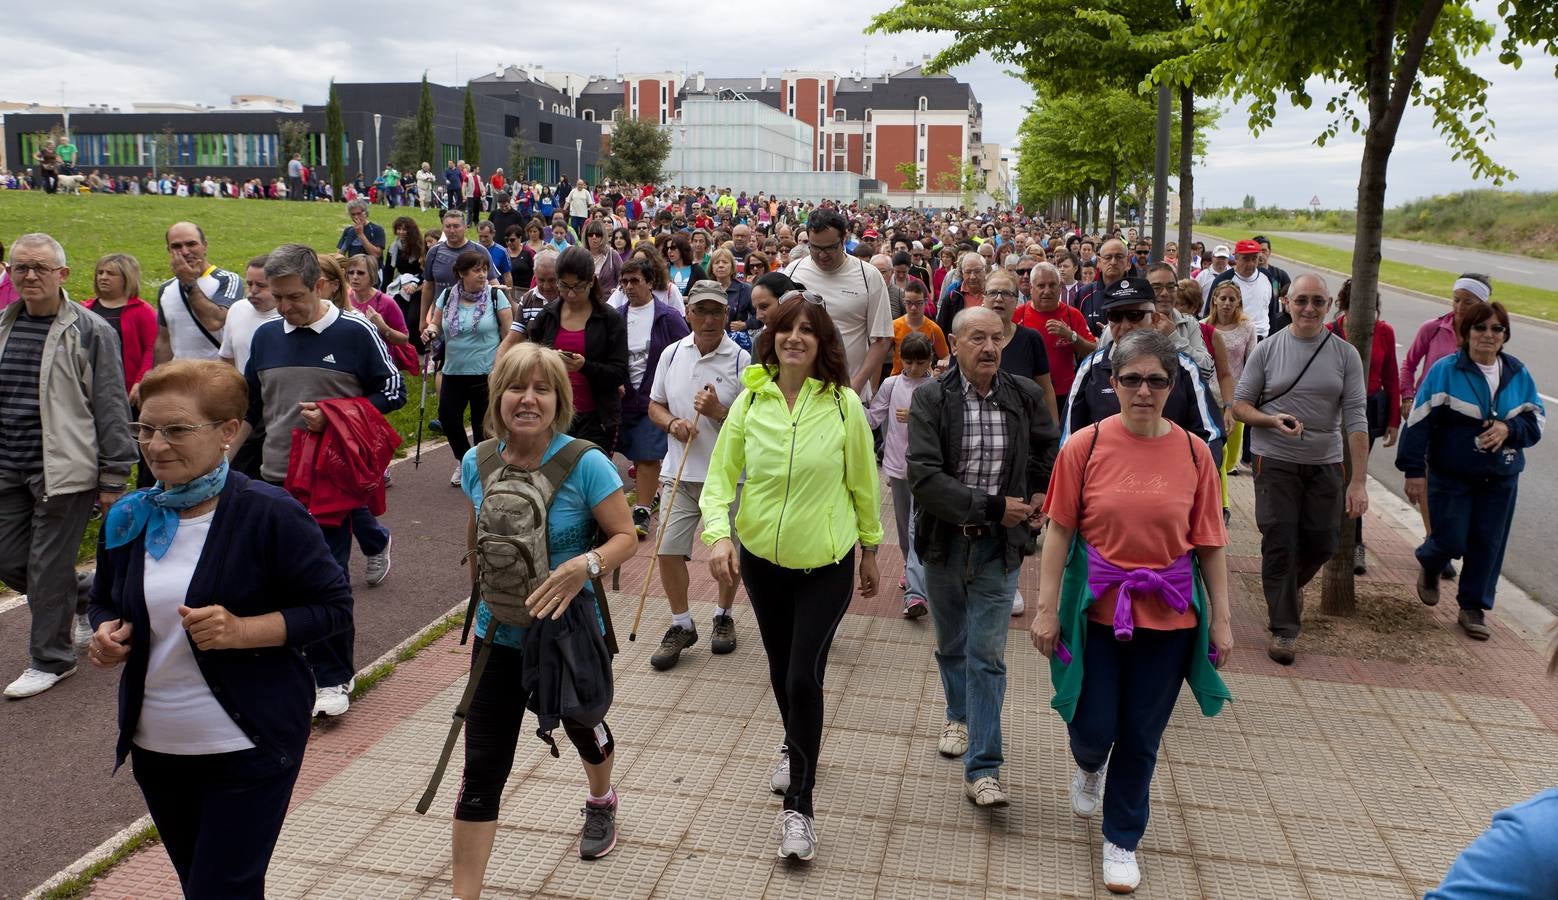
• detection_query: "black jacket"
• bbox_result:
[88,473,354,770]
[522,590,613,757]
[907,367,1060,570]
[527,299,630,431]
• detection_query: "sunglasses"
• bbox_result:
[779,289,826,307]
[1105,309,1151,324]
[1116,373,1172,391]
[1471,323,1507,334]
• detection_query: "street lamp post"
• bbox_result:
[575,138,583,181]
[373,114,382,177]
[679,126,688,183]
[356,139,364,185]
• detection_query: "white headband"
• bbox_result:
[1453,277,1490,303]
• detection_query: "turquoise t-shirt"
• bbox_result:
[436,288,511,375]
[461,433,623,649]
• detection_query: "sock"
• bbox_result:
[672,611,693,630]
[714,606,732,621]
[587,787,616,807]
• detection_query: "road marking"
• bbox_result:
[1504,266,1535,275]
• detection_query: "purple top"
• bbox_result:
[1085,546,1193,642]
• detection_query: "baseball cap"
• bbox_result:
[1100,277,1156,310]
[862,229,880,239]
[1233,239,1263,256]
[686,280,728,307]
[1213,244,1231,259]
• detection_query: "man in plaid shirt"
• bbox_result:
[906,306,1059,810]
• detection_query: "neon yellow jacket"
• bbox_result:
[701,366,883,569]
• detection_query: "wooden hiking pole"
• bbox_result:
[628,412,699,641]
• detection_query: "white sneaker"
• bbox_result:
[1071,762,1107,817]
[1011,590,1025,616]
[776,809,816,861]
[770,746,791,794]
[365,536,392,587]
[74,615,94,651]
[1102,840,1141,893]
[450,467,462,486]
[5,666,77,699]
[313,678,355,717]
[964,775,1010,808]
[938,720,968,757]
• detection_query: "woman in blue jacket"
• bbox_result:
[89,359,353,899]
[1396,301,1544,639]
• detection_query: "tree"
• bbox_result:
[1173,0,1558,613]
[152,128,175,177]
[461,87,480,166]
[324,80,344,201]
[277,119,311,174]
[896,160,923,192]
[508,127,535,184]
[1241,194,1256,210]
[601,116,670,185]
[958,159,984,209]
[415,73,437,168]
[388,118,421,172]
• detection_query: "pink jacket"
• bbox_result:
[0,269,17,310]
[865,372,932,481]
[1399,312,1458,398]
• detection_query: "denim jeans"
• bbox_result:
[925,533,1019,780]
[888,477,928,602]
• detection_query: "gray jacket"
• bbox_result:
[906,366,1060,570]
[0,295,136,496]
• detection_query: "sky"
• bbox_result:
[3,1,1554,209]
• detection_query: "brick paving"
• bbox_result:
[77,466,1558,899]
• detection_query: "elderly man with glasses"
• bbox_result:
[0,233,136,698]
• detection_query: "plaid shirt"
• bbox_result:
[958,378,1008,495]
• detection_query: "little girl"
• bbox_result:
[867,332,937,618]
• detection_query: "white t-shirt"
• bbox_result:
[783,255,894,398]
[1477,360,1500,400]
[624,301,655,390]
[157,266,245,361]
[649,334,751,482]
[1231,269,1273,338]
[219,299,282,375]
[133,511,257,756]
[1195,264,1228,305]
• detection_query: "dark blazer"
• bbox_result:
[907,366,1060,570]
[89,472,353,770]
[528,299,630,431]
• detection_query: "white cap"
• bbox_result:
[1213,244,1231,258]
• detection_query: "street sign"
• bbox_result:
[1309,195,1321,210]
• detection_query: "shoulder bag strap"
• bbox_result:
[416,636,493,815]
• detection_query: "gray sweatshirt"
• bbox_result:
[1235,328,1367,465]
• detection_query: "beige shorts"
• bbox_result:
[656,480,739,558]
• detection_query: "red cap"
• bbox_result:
[1234,239,1263,255]
[862,229,880,238]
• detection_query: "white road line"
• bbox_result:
[1503,266,1536,275]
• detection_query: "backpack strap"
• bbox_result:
[462,439,506,646]
[416,635,494,815]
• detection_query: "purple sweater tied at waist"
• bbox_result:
[1085,546,1193,641]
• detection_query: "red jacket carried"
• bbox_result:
[285,397,402,527]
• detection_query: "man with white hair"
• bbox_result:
[0,233,136,698]
[936,253,988,335]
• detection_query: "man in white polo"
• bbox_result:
[153,221,245,366]
[644,280,751,671]
[783,207,893,398]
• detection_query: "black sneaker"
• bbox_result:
[1353,543,1367,575]
[1442,561,1458,580]
[650,625,698,671]
[579,793,618,860]
[1416,566,1441,606]
[633,506,651,540]
[1458,609,1491,641]
[711,614,737,655]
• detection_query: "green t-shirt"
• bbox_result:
[56,142,77,164]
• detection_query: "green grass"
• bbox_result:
[1199,227,1558,322]
[37,824,160,900]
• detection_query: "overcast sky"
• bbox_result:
[3,1,1553,209]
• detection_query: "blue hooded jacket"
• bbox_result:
[1395,349,1544,480]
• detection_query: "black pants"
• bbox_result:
[568,410,618,457]
[438,373,489,463]
[456,637,614,822]
[132,745,301,899]
[1253,455,1344,638]
[741,547,854,818]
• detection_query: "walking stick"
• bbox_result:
[413,352,431,467]
[628,414,699,642]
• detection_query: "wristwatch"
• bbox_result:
[584,551,604,579]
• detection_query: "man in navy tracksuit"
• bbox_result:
[238,244,405,717]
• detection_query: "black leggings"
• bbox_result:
[741,547,854,819]
[456,637,614,822]
[438,373,489,463]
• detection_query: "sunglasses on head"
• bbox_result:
[1105,309,1151,324]
[779,289,826,307]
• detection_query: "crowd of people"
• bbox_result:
[0,180,1551,899]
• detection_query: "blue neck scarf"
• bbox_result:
[105,460,229,560]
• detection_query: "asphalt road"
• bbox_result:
[0,451,472,898]
[1199,233,1558,613]
[1266,231,1558,293]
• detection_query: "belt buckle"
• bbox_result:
[958,523,986,537]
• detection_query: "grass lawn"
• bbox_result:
[1199,227,1558,322]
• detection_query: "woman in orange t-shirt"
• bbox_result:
[1030,329,1233,894]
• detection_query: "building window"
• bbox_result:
[918,96,929,111]
[919,123,926,137]
[864,108,872,122]
[834,109,845,122]
[661,84,668,106]
[583,108,595,121]
[864,132,872,147]
[919,148,925,162]
[788,84,796,110]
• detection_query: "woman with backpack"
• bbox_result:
[421,249,514,485]
[700,293,884,863]
[449,342,637,895]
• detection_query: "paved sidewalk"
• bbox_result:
[77,472,1558,899]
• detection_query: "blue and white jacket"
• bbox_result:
[1396,349,1544,480]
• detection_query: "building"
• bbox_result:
[668,96,863,202]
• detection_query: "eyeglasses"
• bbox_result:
[779,289,826,307]
[129,421,224,443]
[1471,323,1507,334]
[808,240,842,256]
[1149,282,1177,295]
[618,276,645,287]
[1116,373,1172,391]
[1105,309,1152,324]
[557,279,590,295]
[11,263,61,278]
[1287,296,1328,308]
[985,290,1018,300]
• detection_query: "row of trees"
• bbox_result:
[871,0,1558,611]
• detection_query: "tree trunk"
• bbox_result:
[1177,86,1195,278]
[1151,85,1171,260]
[1106,162,1117,233]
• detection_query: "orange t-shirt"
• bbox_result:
[891,316,950,375]
[1043,416,1226,630]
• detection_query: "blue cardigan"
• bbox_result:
[89,472,354,770]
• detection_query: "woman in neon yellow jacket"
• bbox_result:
[701,291,883,864]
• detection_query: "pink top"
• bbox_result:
[865,371,931,480]
[554,327,594,412]
[351,290,408,333]
[0,269,17,310]
[1400,312,1458,398]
